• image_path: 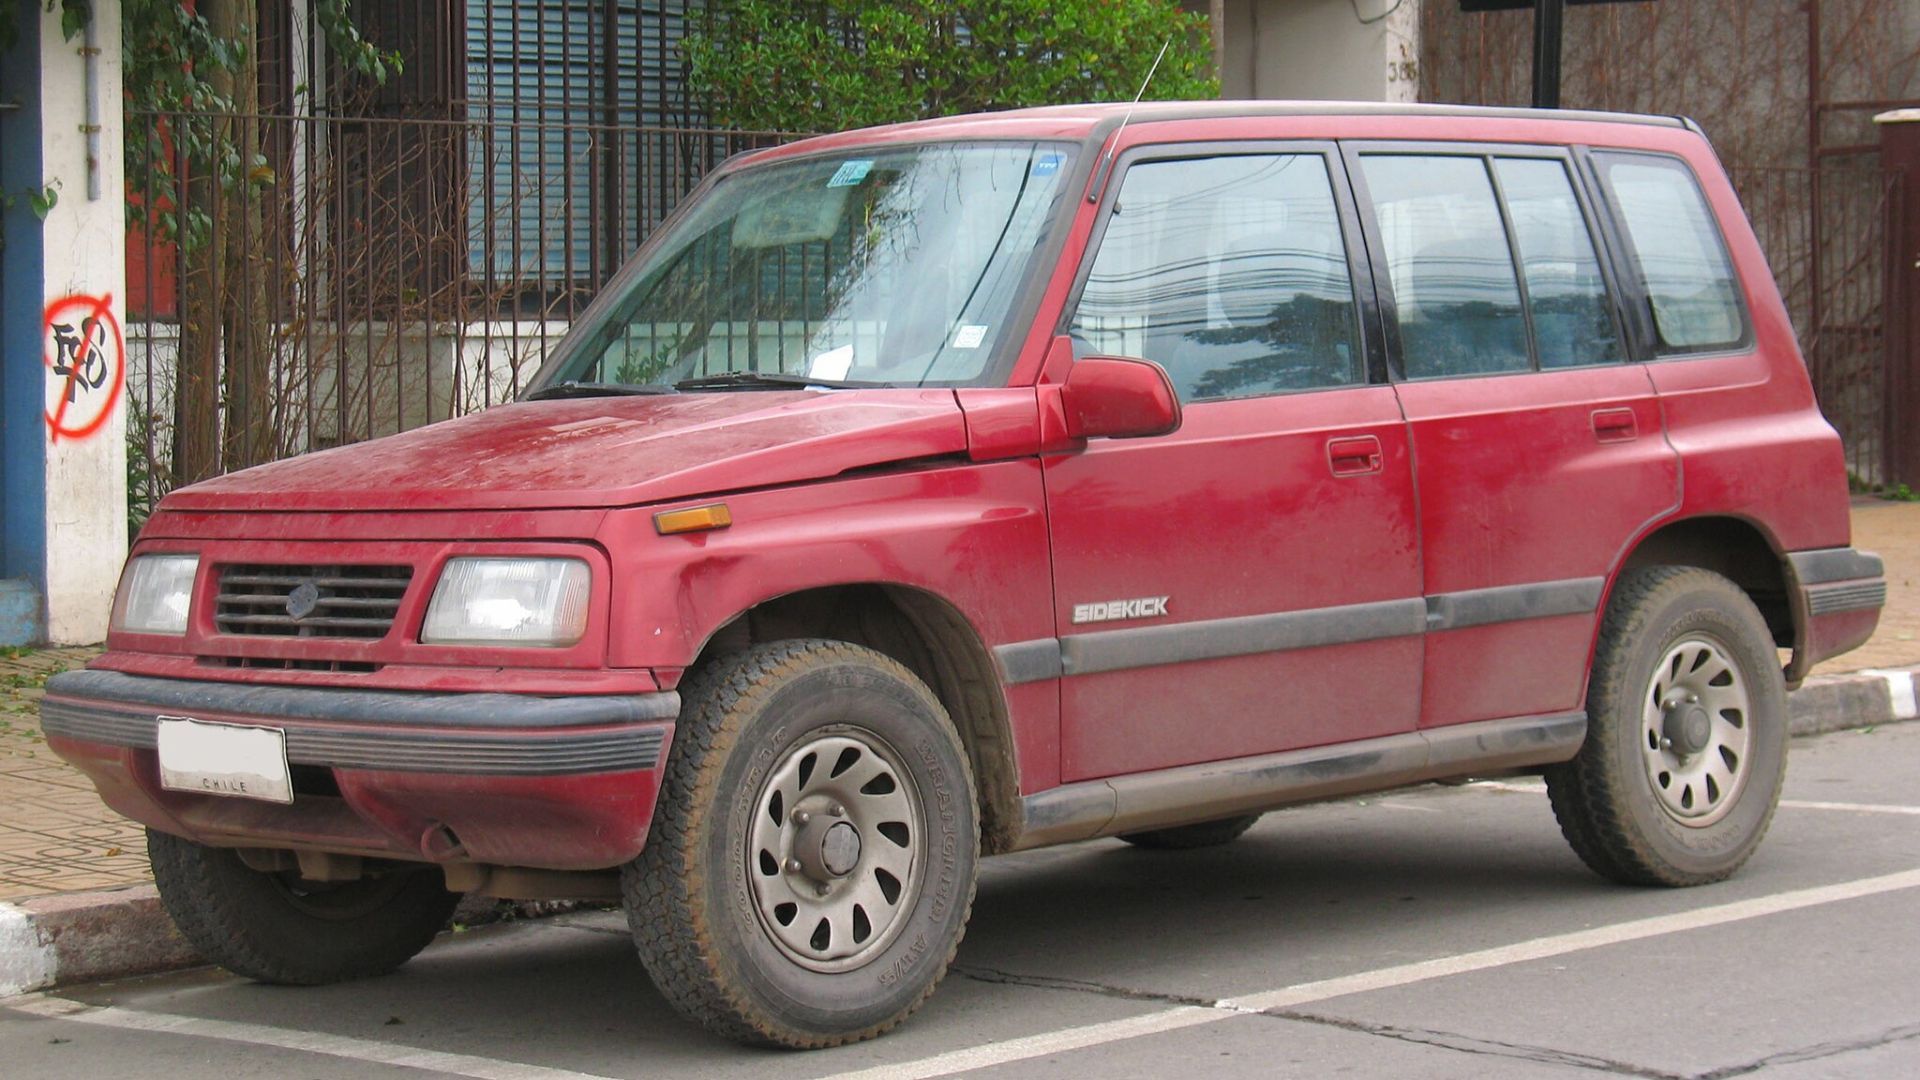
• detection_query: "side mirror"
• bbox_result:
[1060,356,1182,440]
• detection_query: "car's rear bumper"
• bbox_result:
[1785,547,1887,685]
[39,669,678,871]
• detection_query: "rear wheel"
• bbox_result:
[147,830,458,984]
[1545,566,1787,887]
[1118,814,1262,850]
[624,640,979,1048]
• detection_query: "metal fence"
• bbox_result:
[1730,164,1900,483]
[125,108,800,522]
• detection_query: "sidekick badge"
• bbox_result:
[1071,596,1170,625]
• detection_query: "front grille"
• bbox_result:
[214,564,411,639]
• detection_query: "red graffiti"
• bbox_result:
[42,292,125,443]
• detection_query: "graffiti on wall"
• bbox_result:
[42,292,124,442]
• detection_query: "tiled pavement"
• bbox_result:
[0,646,147,901]
[2,500,1918,904]
[1811,496,1920,675]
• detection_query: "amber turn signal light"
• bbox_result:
[654,503,732,535]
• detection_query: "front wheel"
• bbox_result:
[147,830,459,985]
[1545,566,1788,887]
[624,640,979,1048]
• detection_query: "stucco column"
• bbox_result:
[1223,0,1422,103]
[0,0,127,645]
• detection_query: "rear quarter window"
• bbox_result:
[1593,152,1748,353]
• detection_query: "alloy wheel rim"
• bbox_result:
[1640,633,1753,827]
[746,728,922,973]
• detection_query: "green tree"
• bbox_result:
[686,1,1218,133]
[119,0,396,486]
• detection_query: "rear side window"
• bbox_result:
[1068,153,1364,402]
[1594,153,1746,352]
[1494,158,1623,369]
[1359,155,1531,378]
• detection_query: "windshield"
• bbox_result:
[535,141,1076,390]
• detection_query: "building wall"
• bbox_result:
[0,0,127,645]
[1222,0,1419,103]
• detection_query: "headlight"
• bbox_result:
[112,555,199,635]
[421,557,591,646]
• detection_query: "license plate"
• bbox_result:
[156,716,294,804]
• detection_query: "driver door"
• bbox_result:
[1045,146,1424,781]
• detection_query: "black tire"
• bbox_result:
[1545,566,1788,887]
[1118,814,1262,850]
[623,640,979,1048]
[147,829,459,985]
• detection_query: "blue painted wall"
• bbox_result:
[1,0,48,644]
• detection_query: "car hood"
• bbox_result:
[163,390,970,512]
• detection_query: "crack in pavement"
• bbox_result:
[950,964,1221,1009]
[953,964,1672,1076]
[1695,1019,1920,1078]
[952,965,1920,1079]
[1271,1009,1680,1079]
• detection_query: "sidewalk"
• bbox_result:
[1810,495,1920,675]
[5,498,1920,991]
[0,647,143,902]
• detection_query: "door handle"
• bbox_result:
[1591,407,1639,442]
[1327,435,1384,477]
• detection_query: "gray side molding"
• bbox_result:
[993,639,1064,686]
[1059,598,1427,677]
[1424,578,1605,632]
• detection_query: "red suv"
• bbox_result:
[45,103,1885,1047]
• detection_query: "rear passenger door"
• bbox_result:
[1045,145,1424,781]
[1345,145,1681,729]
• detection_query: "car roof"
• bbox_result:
[742,99,1690,165]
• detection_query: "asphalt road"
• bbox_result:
[6,722,1920,1080]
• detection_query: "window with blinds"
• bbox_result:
[463,0,708,291]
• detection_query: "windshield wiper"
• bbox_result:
[524,381,675,401]
[673,371,887,391]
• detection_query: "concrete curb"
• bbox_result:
[0,886,594,997]
[0,886,194,997]
[3,665,1917,996]
[1789,667,1918,736]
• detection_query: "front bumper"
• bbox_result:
[39,669,679,871]
[1784,547,1887,685]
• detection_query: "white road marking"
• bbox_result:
[1781,799,1920,816]
[1467,780,1920,817]
[823,867,1920,1080]
[1,993,620,1080]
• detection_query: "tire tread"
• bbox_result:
[148,829,456,985]
[623,639,976,1049]
[1544,565,1784,887]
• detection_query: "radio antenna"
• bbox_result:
[1089,39,1171,203]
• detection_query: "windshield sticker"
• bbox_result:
[827,160,874,188]
[951,325,989,350]
[1032,154,1062,177]
[808,344,855,380]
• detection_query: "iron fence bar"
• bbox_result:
[122,105,812,481]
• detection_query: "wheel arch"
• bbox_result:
[689,583,1024,855]
[1611,515,1793,653]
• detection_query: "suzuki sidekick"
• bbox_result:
[44,102,1885,1047]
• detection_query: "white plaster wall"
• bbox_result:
[1222,0,1420,103]
[36,2,127,644]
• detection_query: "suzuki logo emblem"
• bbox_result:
[285,581,321,620]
